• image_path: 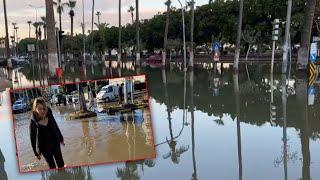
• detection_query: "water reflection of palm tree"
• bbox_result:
[296,77,310,180]
[233,73,242,180]
[162,69,189,164]
[190,69,198,180]
[81,120,94,157]
[41,167,92,180]
[116,160,155,180]
[0,149,8,180]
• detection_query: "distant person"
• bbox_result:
[119,84,124,104]
[30,98,65,169]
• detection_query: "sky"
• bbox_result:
[0,0,208,40]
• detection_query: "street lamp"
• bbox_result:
[177,0,187,72]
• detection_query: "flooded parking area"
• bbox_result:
[14,104,154,172]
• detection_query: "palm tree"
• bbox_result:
[27,21,32,38]
[128,6,135,24]
[118,0,122,63]
[96,11,101,25]
[53,0,67,31]
[45,0,59,75]
[2,0,10,59]
[135,0,140,65]
[162,0,171,67]
[91,0,94,58]
[233,0,244,72]
[297,0,317,70]
[188,0,195,67]
[65,0,76,36]
[40,17,47,40]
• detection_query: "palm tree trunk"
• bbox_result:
[29,24,31,38]
[136,0,140,65]
[118,0,122,63]
[91,0,94,59]
[163,1,171,67]
[297,0,317,70]
[3,0,10,59]
[233,0,244,72]
[45,0,59,75]
[71,15,74,36]
[189,0,195,67]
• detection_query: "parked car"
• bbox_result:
[51,94,67,106]
[12,99,29,113]
[97,81,133,102]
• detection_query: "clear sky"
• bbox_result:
[0,0,209,40]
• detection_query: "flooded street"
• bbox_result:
[1,61,320,179]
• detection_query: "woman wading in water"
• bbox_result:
[30,98,65,169]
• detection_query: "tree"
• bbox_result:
[53,0,67,31]
[136,0,141,65]
[96,11,101,25]
[234,0,244,72]
[40,17,47,40]
[27,21,32,38]
[128,6,135,24]
[45,0,59,75]
[188,0,195,67]
[2,0,10,60]
[65,0,76,36]
[297,0,317,70]
[163,0,171,66]
[118,0,122,63]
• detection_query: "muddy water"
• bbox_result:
[13,104,154,172]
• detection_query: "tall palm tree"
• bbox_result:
[27,21,32,38]
[233,0,244,72]
[162,0,171,66]
[96,11,101,25]
[91,0,94,58]
[118,0,122,63]
[2,0,10,59]
[45,0,59,75]
[65,0,76,36]
[128,6,135,24]
[40,17,47,40]
[135,0,140,65]
[297,0,317,70]
[53,0,67,31]
[188,0,195,67]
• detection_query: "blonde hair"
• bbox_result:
[32,98,48,116]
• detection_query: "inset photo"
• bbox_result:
[10,74,156,173]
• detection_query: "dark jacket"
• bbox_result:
[30,107,63,156]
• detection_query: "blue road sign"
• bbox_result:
[308,86,316,95]
[310,54,317,61]
[212,42,220,51]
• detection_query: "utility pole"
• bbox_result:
[282,0,292,74]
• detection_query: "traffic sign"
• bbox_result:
[212,42,220,51]
[313,36,320,42]
[310,43,317,62]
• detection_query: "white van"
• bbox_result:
[97,81,133,102]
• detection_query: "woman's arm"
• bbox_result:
[29,120,39,156]
[47,108,64,142]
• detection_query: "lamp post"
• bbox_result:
[282,0,292,74]
[177,0,187,72]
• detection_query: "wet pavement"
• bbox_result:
[0,61,320,179]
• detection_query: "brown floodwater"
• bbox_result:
[13,104,154,172]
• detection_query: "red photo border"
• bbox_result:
[9,73,157,174]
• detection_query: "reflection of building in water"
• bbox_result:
[141,109,153,146]
[0,149,8,180]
